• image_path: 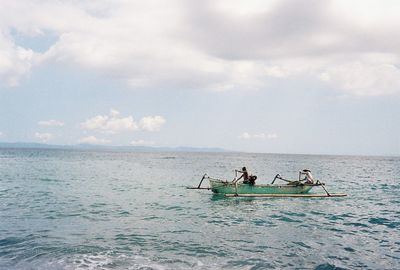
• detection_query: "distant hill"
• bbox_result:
[0,142,229,153]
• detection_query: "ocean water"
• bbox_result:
[0,149,399,270]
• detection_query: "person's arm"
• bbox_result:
[233,170,243,183]
[306,172,314,183]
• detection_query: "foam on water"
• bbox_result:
[0,149,399,269]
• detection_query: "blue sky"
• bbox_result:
[0,0,399,155]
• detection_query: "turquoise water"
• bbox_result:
[0,149,399,269]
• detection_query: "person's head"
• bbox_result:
[303,169,311,172]
[242,167,247,171]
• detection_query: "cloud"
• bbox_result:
[0,31,34,87]
[34,132,53,142]
[0,131,3,137]
[81,109,138,134]
[318,59,400,96]
[130,139,155,146]
[139,116,166,132]
[81,109,166,134]
[78,135,110,144]
[38,119,64,127]
[1,0,400,95]
[182,0,400,95]
[239,132,278,140]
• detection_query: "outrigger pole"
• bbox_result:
[186,173,211,190]
[225,193,347,198]
[197,173,207,188]
[316,180,331,196]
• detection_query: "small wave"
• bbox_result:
[226,258,274,269]
[38,178,61,183]
[314,263,348,270]
[343,222,369,228]
[51,253,169,270]
[293,241,312,249]
[343,247,355,253]
[270,214,302,223]
[368,217,400,229]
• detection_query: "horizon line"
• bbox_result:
[0,141,398,158]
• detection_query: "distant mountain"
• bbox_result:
[0,142,61,149]
[0,142,229,153]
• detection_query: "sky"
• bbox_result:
[0,0,399,156]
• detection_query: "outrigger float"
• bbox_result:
[188,172,347,198]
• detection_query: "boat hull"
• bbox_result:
[209,179,314,195]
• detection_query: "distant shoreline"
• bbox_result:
[0,142,398,157]
[0,142,229,153]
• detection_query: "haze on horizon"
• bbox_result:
[0,0,399,156]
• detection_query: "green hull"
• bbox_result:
[209,179,314,195]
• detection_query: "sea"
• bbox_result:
[0,149,399,270]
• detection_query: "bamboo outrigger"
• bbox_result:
[224,193,347,198]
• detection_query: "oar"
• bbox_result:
[317,180,331,196]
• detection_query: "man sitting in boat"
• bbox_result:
[236,167,249,182]
[236,167,257,185]
[299,169,314,184]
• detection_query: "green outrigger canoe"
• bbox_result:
[208,178,315,195]
[189,173,347,198]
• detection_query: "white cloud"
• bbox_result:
[319,59,400,96]
[109,108,120,117]
[239,132,278,140]
[78,135,110,144]
[0,32,34,87]
[34,132,53,142]
[239,132,251,140]
[130,139,155,146]
[81,109,166,134]
[266,133,278,139]
[215,0,279,17]
[1,0,400,95]
[0,131,3,137]
[81,109,138,134]
[38,119,64,127]
[139,116,166,132]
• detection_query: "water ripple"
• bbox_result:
[0,150,399,269]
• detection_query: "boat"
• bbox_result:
[208,177,317,195]
[188,172,347,198]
